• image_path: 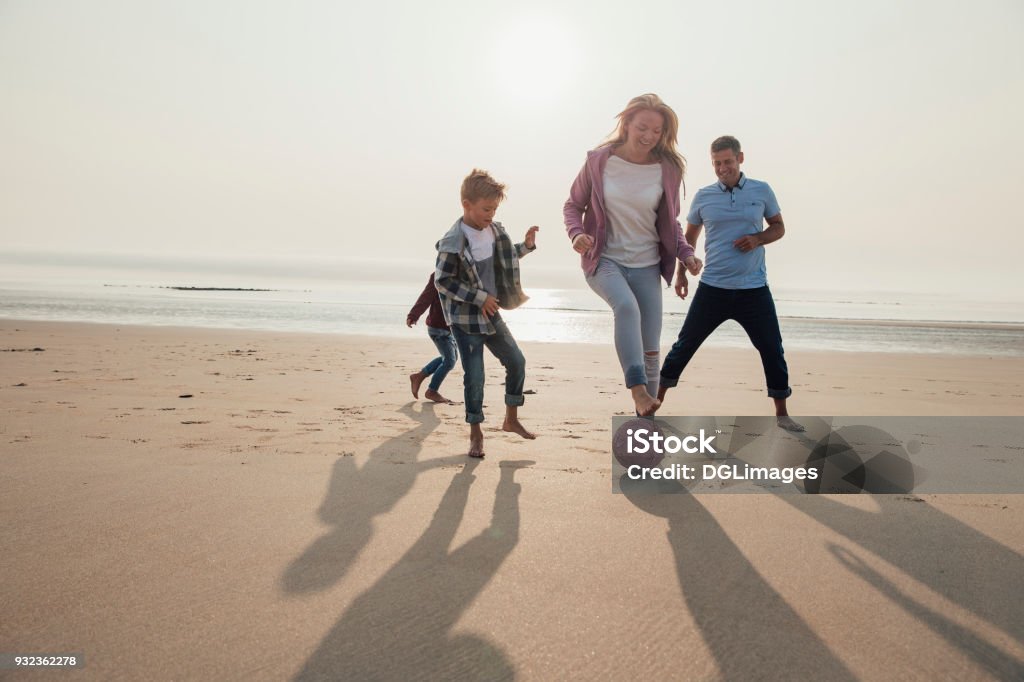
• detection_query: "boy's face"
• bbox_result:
[462,197,500,230]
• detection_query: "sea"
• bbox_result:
[1,257,1022,358]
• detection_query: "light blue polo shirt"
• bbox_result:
[686,173,780,289]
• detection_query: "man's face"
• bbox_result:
[712,149,744,187]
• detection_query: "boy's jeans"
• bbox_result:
[421,326,458,392]
[661,282,792,399]
[451,314,526,424]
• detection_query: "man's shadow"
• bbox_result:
[294,458,533,681]
[282,401,463,594]
[621,416,1024,679]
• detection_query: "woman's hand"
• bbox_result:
[683,256,703,276]
[572,233,594,254]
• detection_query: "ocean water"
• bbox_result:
[1,260,1022,357]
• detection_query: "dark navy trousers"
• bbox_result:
[660,282,792,399]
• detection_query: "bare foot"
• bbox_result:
[777,416,806,432]
[632,390,661,417]
[409,371,427,399]
[424,388,454,404]
[502,419,536,440]
[468,423,485,458]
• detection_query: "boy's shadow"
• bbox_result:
[282,401,463,594]
[295,459,533,681]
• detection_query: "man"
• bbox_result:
[658,136,804,431]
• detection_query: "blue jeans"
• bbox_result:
[421,326,458,392]
[661,282,792,399]
[451,314,526,424]
[585,258,662,395]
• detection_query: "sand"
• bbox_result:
[1,319,1022,680]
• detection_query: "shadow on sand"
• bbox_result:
[294,458,533,680]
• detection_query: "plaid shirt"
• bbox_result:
[434,218,535,335]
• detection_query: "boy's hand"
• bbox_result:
[524,226,539,249]
[683,256,703,276]
[406,317,416,328]
[482,295,500,317]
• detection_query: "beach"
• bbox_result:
[2,319,1023,680]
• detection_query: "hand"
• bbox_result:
[733,234,763,253]
[572,233,594,254]
[406,317,416,328]
[674,271,689,300]
[524,225,539,249]
[482,295,500,318]
[683,256,703,276]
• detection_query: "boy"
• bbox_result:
[434,169,539,458]
[407,273,457,404]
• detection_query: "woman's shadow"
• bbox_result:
[281,401,464,594]
[295,458,534,680]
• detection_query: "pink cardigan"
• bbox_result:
[563,145,694,285]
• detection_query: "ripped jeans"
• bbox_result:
[585,257,662,396]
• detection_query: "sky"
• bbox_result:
[1,0,1023,297]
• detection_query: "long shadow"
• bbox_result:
[829,545,1024,679]
[623,415,1024,676]
[764,418,1024,651]
[780,494,1024,649]
[622,477,858,681]
[295,458,533,680]
[282,401,463,594]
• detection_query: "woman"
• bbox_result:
[564,93,701,416]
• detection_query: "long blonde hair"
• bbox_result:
[602,93,686,181]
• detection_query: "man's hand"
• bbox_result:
[674,270,690,300]
[572,233,594,254]
[733,234,763,253]
[406,317,416,328]
[683,256,703,276]
[482,295,500,317]
[524,226,539,249]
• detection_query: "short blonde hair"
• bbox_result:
[461,168,507,203]
[603,93,686,178]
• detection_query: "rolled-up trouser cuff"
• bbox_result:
[659,374,680,389]
[465,411,485,424]
[625,364,647,389]
[768,386,792,399]
[505,393,525,407]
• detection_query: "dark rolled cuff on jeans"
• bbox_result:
[768,386,792,399]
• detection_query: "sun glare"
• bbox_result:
[493,13,579,105]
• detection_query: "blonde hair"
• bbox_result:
[603,93,686,180]
[460,168,507,203]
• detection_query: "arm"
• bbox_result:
[434,251,489,307]
[407,276,436,325]
[733,213,785,253]
[564,159,596,253]
[515,226,539,258]
[673,223,704,299]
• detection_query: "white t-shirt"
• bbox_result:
[460,221,496,261]
[601,155,664,267]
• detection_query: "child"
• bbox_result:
[434,169,539,458]
[406,274,458,404]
